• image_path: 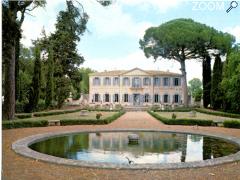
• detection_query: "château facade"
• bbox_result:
[89,68,184,107]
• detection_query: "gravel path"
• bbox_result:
[3,112,240,180]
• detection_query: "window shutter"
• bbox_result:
[168,94,170,103]
[112,94,115,102]
[179,78,181,86]
[103,94,105,102]
[92,94,95,102]
[109,94,111,103]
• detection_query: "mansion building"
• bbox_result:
[89,68,184,107]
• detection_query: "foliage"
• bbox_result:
[211,55,223,109]
[33,108,82,117]
[202,55,212,108]
[221,47,240,113]
[26,46,42,112]
[55,76,71,108]
[188,78,203,102]
[195,108,240,118]
[2,119,48,129]
[148,111,213,126]
[79,68,95,94]
[172,113,177,119]
[223,120,240,129]
[96,113,103,120]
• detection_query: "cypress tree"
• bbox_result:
[27,46,41,112]
[202,55,212,108]
[211,54,223,109]
[45,47,54,108]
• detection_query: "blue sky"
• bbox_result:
[21,0,240,82]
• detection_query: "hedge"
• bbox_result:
[60,111,125,126]
[2,120,48,129]
[148,110,214,126]
[154,108,193,112]
[195,108,240,118]
[33,109,83,117]
[223,120,240,129]
[15,113,32,119]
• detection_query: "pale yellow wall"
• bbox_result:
[89,69,184,106]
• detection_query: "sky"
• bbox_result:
[21,0,240,82]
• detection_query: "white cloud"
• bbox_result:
[120,0,183,13]
[81,50,202,82]
[224,26,240,43]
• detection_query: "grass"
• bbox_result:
[148,111,213,126]
[156,111,239,122]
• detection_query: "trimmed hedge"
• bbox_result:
[154,108,193,112]
[223,120,240,129]
[148,110,213,126]
[195,108,240,119]
[60,111,125,126]
[2,120,48,129]
[15,113,32,119]
[34,109,83,117]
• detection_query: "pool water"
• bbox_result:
[29,132,240,164]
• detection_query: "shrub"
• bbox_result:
[60,111,125,126]
[2,120,48,129]
[223,120,240,129]
[15,101,27,113]
[96,113,103,120]
[148,110,213,126]
[172,113,177,119]
[34,109,82,117]
[195,108,240,118]
[15,113,32,119]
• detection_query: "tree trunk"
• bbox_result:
[3,41,16,120]
[180,60,188,106]
[15,35,20,102]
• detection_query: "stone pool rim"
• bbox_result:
[12,129,240,170]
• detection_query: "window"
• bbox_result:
[154,77,160,86]
[94,94,100,102]
[154,94,159,103]
[114,94,119,102]
[132,77,141,88]
[123,77,130,86]
[104,77,111,85]
[173,78,181,86]
[163,94,169,103]
[143,77,151,86]
[124,94,128,102]
[93,77,101,86]
[163,77,169,86]
[113,77,119,85]
[144,94,150,102]
[174,94,179,103]
[104,94,110,102]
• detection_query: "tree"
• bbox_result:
[2,0,45,119]
[202,55,212,107]
[45,47,54,108]
[140,18,234,107]
[221,46,240,112]
[27,46,42,112]
[188,78,203,102]
[211,55,223,109]
[79,68,95,94]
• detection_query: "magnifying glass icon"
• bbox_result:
[226,1,238,13]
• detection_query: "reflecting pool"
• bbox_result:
[29,132,240,164]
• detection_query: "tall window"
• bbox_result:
[104,94,110,102]
[154,77,160,86]
[173,78,181,86]
[113,77,119,85]
[114,94,119,102]
[163,94,169,103]
[174,94,179,103]
[104,77,111,85]
[163,77,169,86]
[132,77,141,88]
[93,77,100,86]
[144,94,150,102]
[124,94,128,102]
[123,77,130,86]
[143,77,151,86]
[154,94,159,103]
[94,94,100,102]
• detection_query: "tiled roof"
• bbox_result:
[89,68,182,76]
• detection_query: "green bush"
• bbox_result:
[153,107,193,112]
[34,109,82,117]
[195,108,240,118]
[60,111,125,126]
[148,111,213,126]
[15,101,27,113]
[172,113,177,119]
[2,120,48,129]
[223,120,240,129]
[15,113,32,119]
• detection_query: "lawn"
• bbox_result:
[20,111,116,121]
[157,112,240,122]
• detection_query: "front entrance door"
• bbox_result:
[133,94,141,106]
